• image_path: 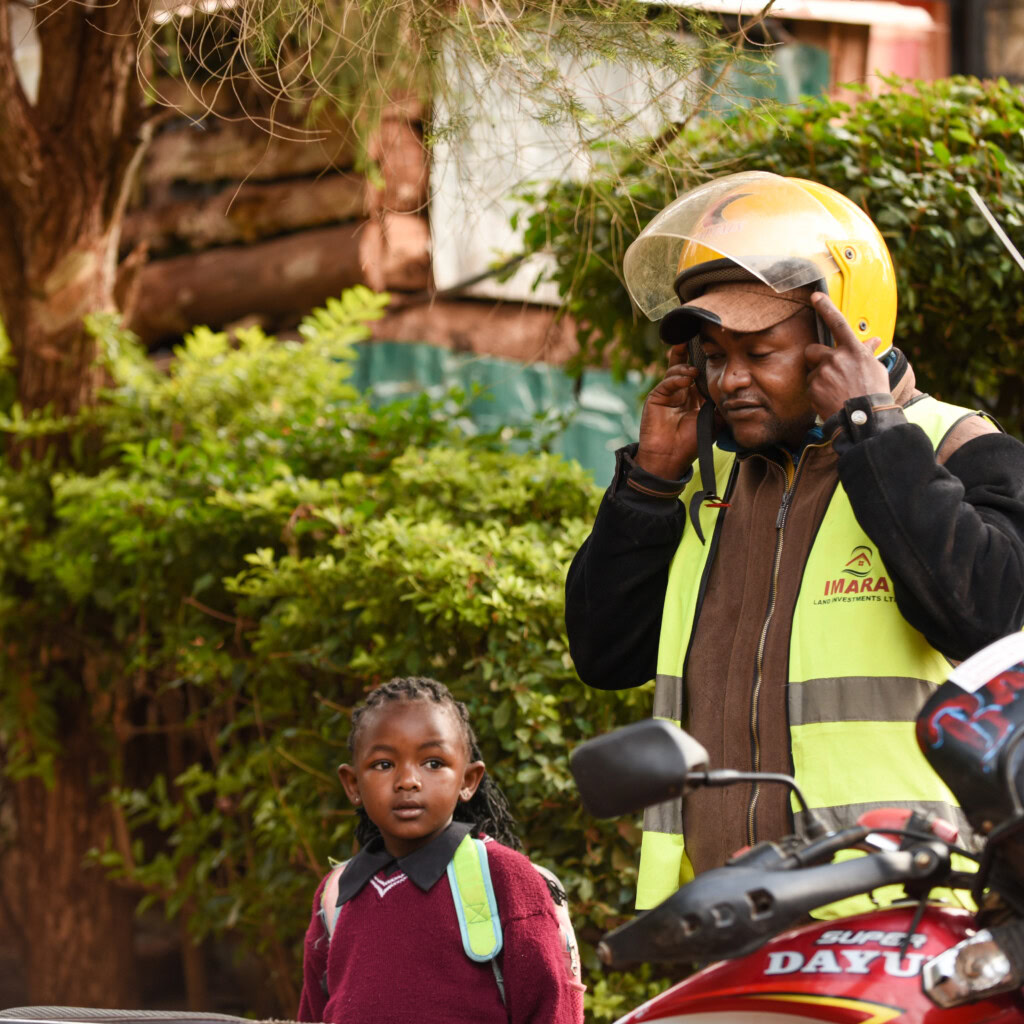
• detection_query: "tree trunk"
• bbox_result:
[7,705,141,1007]
[0,0,148,1005]
[6,229,118,422]
[0,0,148,421]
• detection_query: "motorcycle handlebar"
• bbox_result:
[598,842,950,968]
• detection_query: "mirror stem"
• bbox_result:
[686,770,830,839]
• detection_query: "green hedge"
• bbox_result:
[525,75,1024,437]
[0,290,669,1020]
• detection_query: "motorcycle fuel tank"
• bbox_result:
[615,905,1024,1024]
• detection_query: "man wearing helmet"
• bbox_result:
[565,172,1024,911]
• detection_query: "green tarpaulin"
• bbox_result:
[353,341,647,483]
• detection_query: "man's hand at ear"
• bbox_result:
[805,292,891,421]
[635,344,705,480]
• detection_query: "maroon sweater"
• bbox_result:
[297,836,582,1024]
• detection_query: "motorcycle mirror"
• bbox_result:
[570,719,709,818]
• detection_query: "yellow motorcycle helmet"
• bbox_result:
[622,171,897,357]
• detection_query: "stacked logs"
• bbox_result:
[121,84,577,364]
[122,90,430,346]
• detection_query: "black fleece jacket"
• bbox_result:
[566,382,1024,691]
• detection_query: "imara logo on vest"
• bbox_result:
[843,545,872,577]
[814,545,894,606]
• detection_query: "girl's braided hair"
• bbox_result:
[347,676,522,851]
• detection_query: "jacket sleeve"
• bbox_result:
[296,877,329,1022]
[565,445,688,690]
[835,411,1024,661]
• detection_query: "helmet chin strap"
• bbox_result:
[688,399,724,545]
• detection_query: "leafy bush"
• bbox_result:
[0,288,667,1019]
[525,75,1024,436]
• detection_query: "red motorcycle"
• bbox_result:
[570,633,1024,1024]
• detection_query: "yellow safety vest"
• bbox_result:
[637,396,980,913]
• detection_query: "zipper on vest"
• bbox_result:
[747,453,798,847]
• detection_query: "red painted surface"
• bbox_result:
[617,906,1024,1023]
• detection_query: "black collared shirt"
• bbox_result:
[334,821,475,907]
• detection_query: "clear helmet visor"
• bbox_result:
[623,171,846,320]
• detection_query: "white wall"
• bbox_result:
[430,44,694,306]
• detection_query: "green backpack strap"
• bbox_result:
[448,835,507,1006]
[447,834,503,962]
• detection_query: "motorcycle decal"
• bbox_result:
[814,930,927,950]
[921,668,1024,770]
[752,927,932,978]
[763,949,926,978]
[761,924,933,980]
[757,993,903,1023]
[620,992,903,1024]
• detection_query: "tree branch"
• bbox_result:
[75,0,142,148]
[0,0,41,200]
[33,0,86,130]
[65,0,148,226]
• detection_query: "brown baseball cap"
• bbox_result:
[660,281,815,344]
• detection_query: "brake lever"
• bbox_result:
[598,842,951,968]
[779,826,872,868]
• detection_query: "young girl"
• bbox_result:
[297,677,583,1024]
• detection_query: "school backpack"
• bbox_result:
[318,834,583,1006]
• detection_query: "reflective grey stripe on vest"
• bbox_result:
[652,674,684,725]
[644,795,684,835]
[794,799,975,851]
[645,674,686,838]
[789,676,939,726]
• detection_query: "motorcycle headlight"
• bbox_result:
[922,929,1023,1008]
